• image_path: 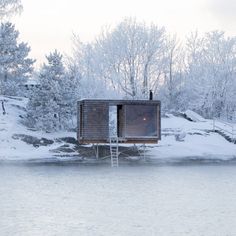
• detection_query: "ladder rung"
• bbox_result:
[110,136,119,167]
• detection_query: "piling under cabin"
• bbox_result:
[77,99,161,144]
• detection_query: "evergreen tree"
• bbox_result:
[0,0,22,18]
[27,51,64,131]
[26,50,80,131]
[0,22,35,96]
[59,63,81,129]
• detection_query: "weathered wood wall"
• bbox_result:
[78,100,109,143]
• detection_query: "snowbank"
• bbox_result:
[184,109,206,122]
[156,115,236,160]
[151,133,236,161]
[0,96,78,161]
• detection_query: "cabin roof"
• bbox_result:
[78,99,161,105]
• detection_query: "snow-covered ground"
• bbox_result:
[0,96,77,161]
[0,96,236,162]
[153,115,236,160]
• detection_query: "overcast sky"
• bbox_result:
[11,0,236,66]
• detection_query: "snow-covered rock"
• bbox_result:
[175,131,186,141]
[0,96,78,161]
[155,114,236,160]
[184,110,206,122]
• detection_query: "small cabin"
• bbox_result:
[77,99,161,144]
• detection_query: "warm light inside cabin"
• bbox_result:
[125,105,157,137]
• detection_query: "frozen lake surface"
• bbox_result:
[1,162,236,236]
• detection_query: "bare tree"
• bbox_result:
[90,18,167,99]
[184,31,236,118]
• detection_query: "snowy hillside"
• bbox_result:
[0,96,236,162]
[155,115,236,161]
[0,96,78,161]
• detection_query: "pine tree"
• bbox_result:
[26,50,80,131]
[59,64,81,130]
[0,0,22,19]
[0,22,34,96]
[27,50,64,131]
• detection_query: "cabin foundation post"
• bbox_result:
[92,144,100,160]
[95,144,99,160]
[142,144,146,161]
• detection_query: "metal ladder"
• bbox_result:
[109,137,119,167]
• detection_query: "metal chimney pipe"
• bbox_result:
[149,90,153,100]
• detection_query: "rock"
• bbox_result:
[184,110,206,122]
[56,137,78,144]
[50,144,76,153]
[12,134,54,147]
[175,131,186,141]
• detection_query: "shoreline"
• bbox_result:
[1,155,236,167]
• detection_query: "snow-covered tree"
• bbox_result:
[97,18,166,98]
[158,35,185,111]
[70,20,236,119]
[71,18,166,99]
[70,36,118,99]
[0,22,34,96]
[27,51,65,131]
[0,0,22,19]
[27,50,80,131]
[59,62,81,129]
[184,31,236,118]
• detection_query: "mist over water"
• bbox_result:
[1,163,236,235]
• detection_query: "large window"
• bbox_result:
[125,105,157,137]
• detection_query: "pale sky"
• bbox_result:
[11,0,236,67]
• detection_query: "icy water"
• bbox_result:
[1,163,236,236]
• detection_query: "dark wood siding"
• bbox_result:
[77,101,81,141]
[81,101,109,142]
[157,103,161,139]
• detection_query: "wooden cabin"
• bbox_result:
[77,99,161,144]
